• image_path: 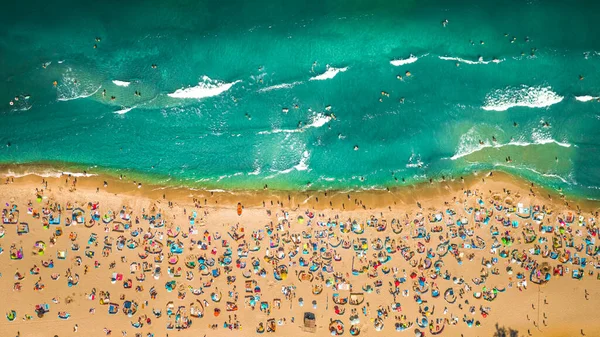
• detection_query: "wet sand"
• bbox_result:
[0,170,598,337]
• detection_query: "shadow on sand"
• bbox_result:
[493,323,519,337]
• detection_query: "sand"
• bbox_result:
[0,170,598,337]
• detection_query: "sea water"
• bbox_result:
[0,0,599,198]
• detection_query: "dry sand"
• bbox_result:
[0,170,598,337]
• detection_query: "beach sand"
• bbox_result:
[0,170,598,337]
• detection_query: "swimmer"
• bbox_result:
[441,19,448,27]
[53,81,58,87]
[282,108,289,113]
[396,75,403,80]
[405,71,411,77]
[579,75,584,81]
[353,145,359,151]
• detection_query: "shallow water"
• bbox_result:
[1,0,599,197]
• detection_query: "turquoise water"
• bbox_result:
[1,0,599,197]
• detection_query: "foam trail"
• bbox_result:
[56,67,103,102]
[57,85,102,102]
[112,80,130,87]
[168,76,240,99]
[482,85,563,111]
[258,81,303,92]
[309,66,348,81]
[114,106,135,115]
[390,55,418,66]
[439,56,504,65]
[575,95,599,102]
[258,113,332,135]
[450,137,571,161]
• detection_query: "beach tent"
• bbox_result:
[17,222,29,235]
[57,250,67,259]
[303,312,316,333]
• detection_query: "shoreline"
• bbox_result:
[1,162,598,211]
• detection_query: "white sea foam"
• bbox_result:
[56,68,102,101]
[216,172,243,182]
[494,163,571,184]
[114,106,135,115]
[266,151,310,178]
[248,167,261,176]
[309,66,348,81]
[57,85,102,101]
[112,80,130,87]
[439,56,504,65]
[482,85,564,111]
[168,76,240,99]
[3,170,97,178]
[450,127,571,161]
[258,81,302,92]
[258,113,332,135]
[390,55,419,66]
[575,95,599,102]
[406,153,424,168]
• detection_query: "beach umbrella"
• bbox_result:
[298,216,304,224]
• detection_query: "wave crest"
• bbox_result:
[450,127,571,160]
[390,55,418,66]
[258,81,303,92]
[258,113,332,135]
[57,68,102,102]
[575,95,599,102]
[112,80,130,87]
[309,66,348,81]
[168,76,240,99]
[439,56,504,65]
[482,85,563,111]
